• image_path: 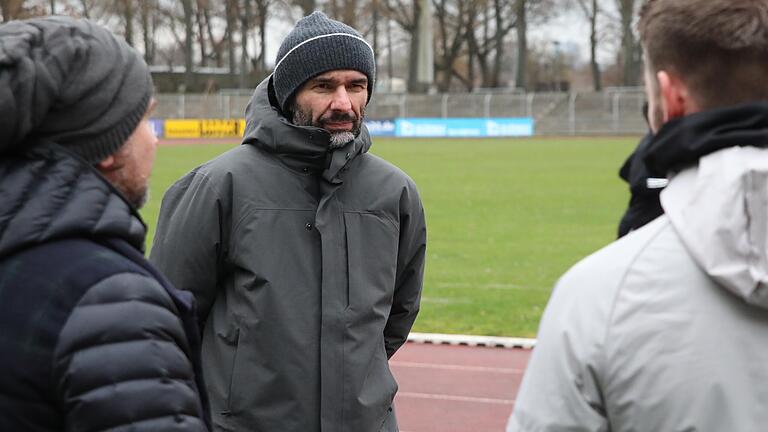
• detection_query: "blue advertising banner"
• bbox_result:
[395,118,534,137]
[365,119,397,136]
[150,119,165,138]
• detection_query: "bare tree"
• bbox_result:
[202,1,228,67]
[239,0,253,87]
[490,0,512,87]
[140,0,156,63]
[385,2,395,86]
[342,0,356,27]
[574,0,601,90]
[514,0,526,89]
[616,0,640,86]
[78,0,91,18]
[0,0,594,94]
[117,0,135,46]
[180,0,195,86]
[371,0,379,57]
[0,0,25,21]
[385,0,423,92]
[433,0,469,91]
[154,2,185,67]
[225,0,237,75]
[326,0,359,27]
[524,39,575,90]
[195,0,209,66]
[253,0,271,73]
[1,0,53,20]
[467,0,517,88]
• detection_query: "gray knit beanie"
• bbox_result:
[0,16,152,163]
[273,11,375,113]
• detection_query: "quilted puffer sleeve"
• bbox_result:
[52,272,208,432]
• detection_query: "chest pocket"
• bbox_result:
[343,211,399,316]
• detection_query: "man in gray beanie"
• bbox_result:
[151,11,426,432]
[0,16,210,431]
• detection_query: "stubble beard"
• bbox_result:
[111,168,150,210]
[132,188,150,210]
[292,106,365,149]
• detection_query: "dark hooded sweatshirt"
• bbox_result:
[150,77,427,432]
[0,146,210,431]
[617,132,665,238]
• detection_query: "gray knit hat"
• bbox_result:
[273,11,375,113]
[0,16,152,163]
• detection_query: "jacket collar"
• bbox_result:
[241,76,372,182]
[0,143,146,259]
[645,102,768,177]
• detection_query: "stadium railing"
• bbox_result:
[153,89,648,136]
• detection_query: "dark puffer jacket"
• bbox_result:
[0,145,210,431]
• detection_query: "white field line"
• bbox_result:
[407,332,537,349]
[397,391,515,405]
[390,361,524,375]
[435,282,526,290]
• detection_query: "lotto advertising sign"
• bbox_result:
[164,119,202,139]
[395,118,535,137]
[200,119,247,138]
[162,119,247,139]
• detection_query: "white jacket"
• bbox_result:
[509,146,768,431]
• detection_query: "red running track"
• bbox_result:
[391,343,531,432]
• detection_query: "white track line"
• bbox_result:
[407,332,537,349]
[391,361,524,375]
[397,391,515,405]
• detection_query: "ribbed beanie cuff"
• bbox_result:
[68,81,152,164]
[273,12,375,113]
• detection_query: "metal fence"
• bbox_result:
[154,88,648,136]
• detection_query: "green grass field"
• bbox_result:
[141,136,638,337]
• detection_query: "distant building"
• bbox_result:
[149,65,266,93]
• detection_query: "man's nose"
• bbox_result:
[330,86,352,111]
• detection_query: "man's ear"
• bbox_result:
[657,70,696,122]
[96,154,117,171]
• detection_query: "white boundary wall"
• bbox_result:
[407,332,536,349]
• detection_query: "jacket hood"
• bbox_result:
[0,144,146,259]
[241,76,372,183]
[645,102,768,177]
[655,104,768,309]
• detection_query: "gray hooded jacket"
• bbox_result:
[150,77,426,432]
[508,107,768,431]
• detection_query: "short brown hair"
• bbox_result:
[639,0,768,110]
